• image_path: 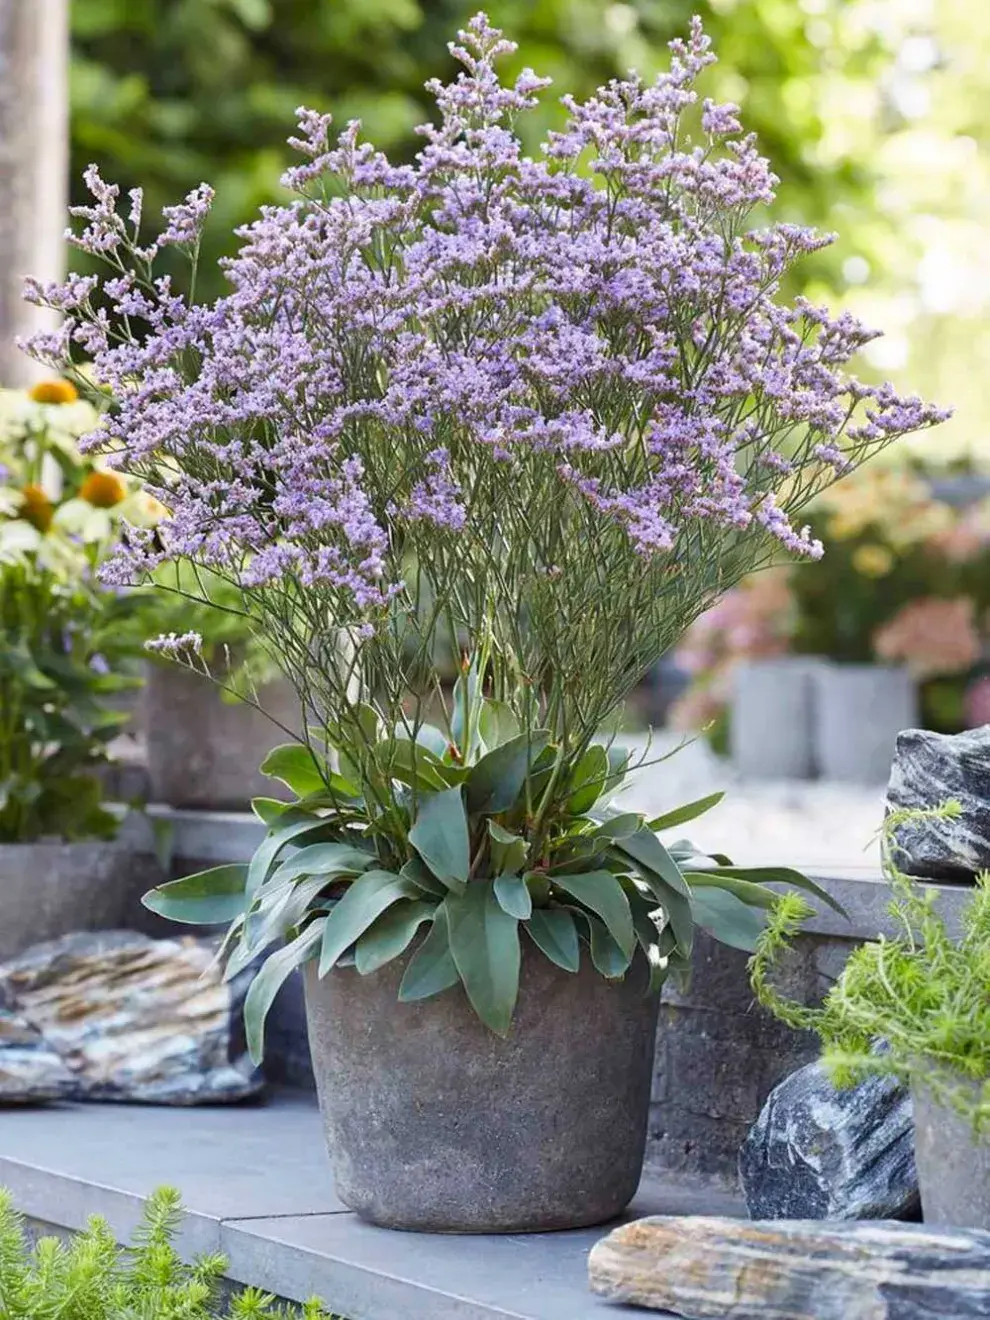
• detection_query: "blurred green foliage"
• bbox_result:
[69,0,891,302]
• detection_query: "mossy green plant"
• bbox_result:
[0,1185,335,1319]
[750,800,990,1128]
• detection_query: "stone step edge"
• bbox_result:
[0,1125,743,1320]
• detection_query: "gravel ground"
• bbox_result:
[616,732,885,871]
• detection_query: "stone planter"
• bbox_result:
[730,658,817,780]
[812,662,917,784]
[304,945,660,1232]
[0,841,163,962]
[912,1075,990,1230]
[143,662,300,810]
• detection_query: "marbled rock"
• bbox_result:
[0,1004,75,1103]
[886,727,990,879]
[0,931,263,1104]
[739,1059,917,1220]
[588,1216,990,1319]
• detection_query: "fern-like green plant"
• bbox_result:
[0,1187,337,1320]
[750,800,990,1129]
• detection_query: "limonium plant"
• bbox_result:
[26,15,946,1053]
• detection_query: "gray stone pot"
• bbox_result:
[913,1074,990,1230]
[812,662,917,784]
[143,662,300,809]
[304,944,660,1232]
[731,659,817,780]
[0,841,162,962]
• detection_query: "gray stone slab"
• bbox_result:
[0,1090,742,1320]
[221,1180,744,1320]
[148,806,266,866]
[779,869,969,941]
[0,1092,347,1259]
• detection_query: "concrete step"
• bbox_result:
[0,1091,743,1320]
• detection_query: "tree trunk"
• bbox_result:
[0,0,68,386]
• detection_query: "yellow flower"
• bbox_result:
[117,489,170,527]
[28,379,79,405]
[18,484,54,532]
[79,469,127,508]
[852,544,895,578]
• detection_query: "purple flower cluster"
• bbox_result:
[25,13,948,636]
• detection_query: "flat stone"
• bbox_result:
[0,931,262,1104]
[886,727,990,879]
[739,1059,918,1220]
[0,1005,75,1103]
[588,1216,990,1318]
[0,1093,745,1320]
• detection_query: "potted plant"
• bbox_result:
[29,15,945,1231]
[0,383,163,959]
[751,802,990,1230]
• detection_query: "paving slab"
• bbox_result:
[0,1092,346,1257]
[221,1196,706,1320]
[0,1090,742,1319]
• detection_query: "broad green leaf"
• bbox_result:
[648,791,725,833]
[354,702,382,745]
[409,787,470,889]
[445,883,521,1036]
[265,842,373,889]
[690,886,767,952]
[318,869,415,974]
[400,857,447,897]
[488,820,527,876]
[142,864,247,926]
[244,920,324,1063]
[525,906,580,972]
[668,838,734,867]
[246,812,335,900]
[610,827,697,955]
[593,812,643,841]
[396,723,449,757]
[355,899,436,975]
[683,872,777,909]
[465,730,551,816]
[613,827,691,898]
[566,744,609,814]
[602,745,631,798]
[260,743,327,797]
[635,869,695,959]
[251,796,289,826]
[524,870,552,907]
[398,907,460,1001]
[627,888,666,986]
[551,870,635,958]
[6,642,55,690]
[478,699,520,749]
[386,737,448,792]
[523,743,559,804]
[226,868,334,982]
[547,834,610,875]
[493,873,532,920]
[575,911,633,979]
[693,865,848,918]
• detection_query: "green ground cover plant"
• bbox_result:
[751,803,990,1127]
[0,1186,333,1319]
